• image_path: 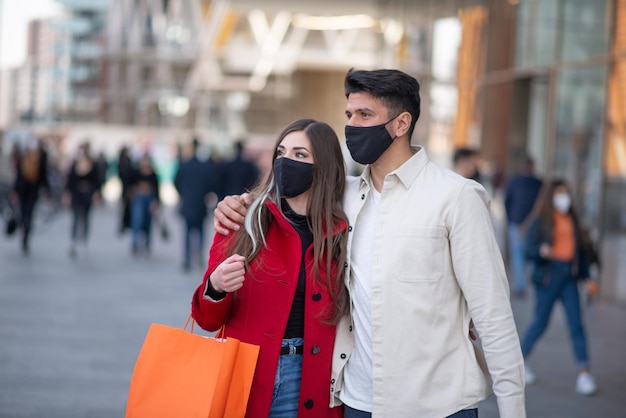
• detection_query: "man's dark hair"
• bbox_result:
[344,69,421,139]
[234,140,245,155]
[453,147,478,165]
[520,154,534,170]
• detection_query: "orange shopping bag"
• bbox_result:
[125,316,259,418]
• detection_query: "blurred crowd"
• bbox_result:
[0,132,259,270]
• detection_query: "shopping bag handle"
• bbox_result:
[183,314,196,333]
[183,314,226,339]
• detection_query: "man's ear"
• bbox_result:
[394,111,412,138]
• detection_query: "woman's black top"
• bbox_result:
[282,201,313,339]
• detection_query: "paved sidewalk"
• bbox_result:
[1,204,625,417]
[480,289,626,417]
[0,204,206,418]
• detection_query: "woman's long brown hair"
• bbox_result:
[226,118,349,324]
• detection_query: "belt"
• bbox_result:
[280,345,304,355]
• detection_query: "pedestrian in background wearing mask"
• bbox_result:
[521,178,599,395]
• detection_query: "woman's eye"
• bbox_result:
[276,149,284,156]
[296,152,306,158]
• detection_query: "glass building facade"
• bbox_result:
[508,0,625,302]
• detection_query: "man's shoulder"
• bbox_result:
[421,160,469,189]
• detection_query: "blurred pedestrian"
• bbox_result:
[9,137,49,254]
[192,118,348,418]
[95,151,108,187]
[219,140,259,200]
[129,153,160,255]
[117,146,134,234]
[452,147,481,182]
[504,155,543,297]
[521,179,598,395]
[10,142,21,171]
[63,143,102,258]
[174,138,220,272]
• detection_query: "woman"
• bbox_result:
[129,153,160,255]
[63,143,102,258]
[521,179,598,395]
[9,138,49,254]
[191,118,348,418]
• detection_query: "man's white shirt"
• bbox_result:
[339,187,380,412]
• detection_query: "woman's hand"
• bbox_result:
[9,191,18,205]
[539,243,552,259]
[92,191,102,206]
[585,280,599,297]
[210,254,246,293]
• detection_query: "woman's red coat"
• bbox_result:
[192,201,344,418]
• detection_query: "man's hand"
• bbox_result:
[213,193,252,235]
[62,192,71,208]
[210,254,246,293]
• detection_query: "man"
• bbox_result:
[504,155,543,297]
[174,138,220,271]
[219,140,260,201]
[116,146,134,234]
[453,147,481,182]
[215,69,525,417]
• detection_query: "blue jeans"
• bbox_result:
[71,194,93,243]
[508,223,528,292]
[521,261,589,369]
[344,404,371,418]
[268,338,304,418]
[130,193,156,251]
[344,405,477,418]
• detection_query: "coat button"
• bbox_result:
[344,262,348,268]
[331,378,335,384]
[311,346,320,354]
[340,353,346,359]
[348,226,353,232]
[349,325,353,332]
[312,292,322,301]
[361,194,365,200]
[304,399,314,409]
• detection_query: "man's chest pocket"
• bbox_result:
[391,226,446,283]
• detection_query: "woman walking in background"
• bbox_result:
[192,119,348,418]
[63,143,102,258]
[129,153,160,255]
[521,178,599,395]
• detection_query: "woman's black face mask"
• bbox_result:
[273,157,314,198]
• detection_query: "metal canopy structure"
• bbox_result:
[103,0,406,135]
